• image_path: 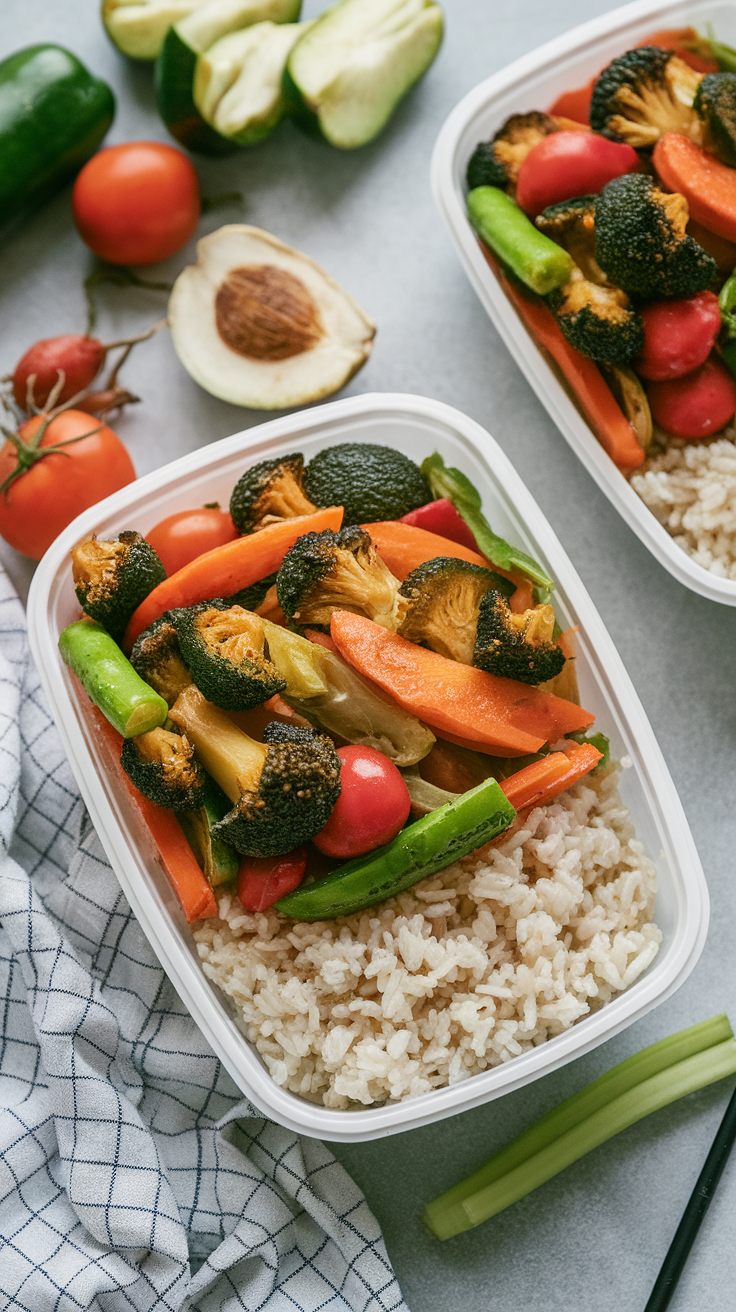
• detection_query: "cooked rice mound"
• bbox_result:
[194,769,660,1108]
[631,432,736,580]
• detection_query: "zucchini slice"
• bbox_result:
[194,20,310,146]
[285,0,444,149]
[600,363,654,452]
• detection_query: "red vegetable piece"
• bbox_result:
[312,745,411,859]
[515,132,638,218]
[548,82,593,125]
[637,291,722,381]
[399,498,478,552]
[647,356,736,439]
[13,334,106,410]
[145,507,238,575]
[653,134,736,243]
[237,848,307,912]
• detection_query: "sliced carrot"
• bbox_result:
[330,610,594,757]
[500,741,602,811]
[480,245,645,476]
[551,114,591,132]
[125,506,343,650]
[89,707,217,922]
[362,520,488,578]
[654,133,736,242]
[687,218,736,274]
[304,628,338,652]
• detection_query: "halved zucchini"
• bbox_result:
[102,0,210,60]
[194,20,310,145]
[168,224,375,408]
[285,0,444,149]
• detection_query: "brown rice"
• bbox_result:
[631,430,736,580]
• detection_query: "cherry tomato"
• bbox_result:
[72,142,200,266]
[313,745,411,859]
[647,356,736,439]
[145,507,238,575]
[12,335,106,410]
[636,291,722,381]
[515,132,639,217]
[237,849,307,912]
[0,410,135,559]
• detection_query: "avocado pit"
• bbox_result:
[215,264,324,361]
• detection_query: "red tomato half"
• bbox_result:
[72,142,200,266]
[637,291,722,381]
[237,849,307,912]
[146,508,238,576]
[647,356,736,439]
[313,745,411,859]
[515,132,638,217]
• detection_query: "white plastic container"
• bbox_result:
[431,0,736,606]
[27,393,708,1142]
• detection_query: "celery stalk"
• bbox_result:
[424,1016,735,1240]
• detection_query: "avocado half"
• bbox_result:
[168,224,376,409]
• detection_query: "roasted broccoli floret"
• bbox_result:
[594,174,717,299]
[276,525,405,631]
[120,726,207,811]
[175,603,286,711]
[229,454,317,534]
[130,613,192,707]
[226,570,278,611]
[474,592,565,685]
[71,531,166,642]
[590,45,704,148]
[466,112,558,190]
[303,443,430,523]
[169,685,342,857]
[694,71,736,166]
[398,557,512,664]
[547,267,644,364]
[535,196,602,281]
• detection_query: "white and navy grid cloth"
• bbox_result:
[0,564,408,1312]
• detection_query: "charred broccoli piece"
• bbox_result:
[547,268,644,364]
[276,525,405,631]
[594,174,717,299]
[398,557,513,664]
[474,592,565,685]
[590,45,704,148]
[694,71,736,166]
[71,532,166,643]
[120,726,207,811]
[303,443,430,523]
[466,112,558,191]
[225,570,278,611]
[175,603,286,712]
[535,196,602,281]
[169,685,341,857]
[229,454,317,535]
[130,613,192,707]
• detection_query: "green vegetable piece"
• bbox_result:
[195,19,309,145]
[304,442,430,524]
[424,1015,736,1239]
[705,28,736,74]
[695,71,736,166]
[179,777,240,884]
[120,725,207,810]
[276,776,516,920]
[421,452,554,599]
[229,453,315,534]
[284,0,443,149]
[595,173,718,301]
[719,268,736,337]
[0,45,115,226]
[467,187,573,297]
[71,531,166,645]
[174,601,286,711]
[59,619,168,738]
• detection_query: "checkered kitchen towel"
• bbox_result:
[0,563,408,1312]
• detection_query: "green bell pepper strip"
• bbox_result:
[276,776,516,921]
[421,452,555,600]
[0,45,115,226]
[59,620,168,738]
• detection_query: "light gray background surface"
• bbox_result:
[2,2,735,1308]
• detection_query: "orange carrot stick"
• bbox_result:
[90,707,217,922]
[125,506,344,650]
[363,519,532,612]
[500,741,602,811]
[330,610,594,756]
[653,133,736,242]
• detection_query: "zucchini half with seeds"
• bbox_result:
[284,0,444,149]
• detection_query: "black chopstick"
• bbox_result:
[644,1083,736,1312]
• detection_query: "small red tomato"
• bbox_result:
[13,334,106,410]
[636,291,722,381]
[145,507,238,575]
[237,849,307,912]
[313,745,411,859]
[647,356,736,439]
[72,142,200,266]
[516,131,639,217]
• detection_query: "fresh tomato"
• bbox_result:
[13,335,106,410]
[399,498,478,552]
[0,410,135,559]
[237,848,307,912]
[313,745,411,859]
[515,132,638,217]
[145,507,238,575]
[72,142,200,266]
[647,356,736,439]
[636,291,722,381]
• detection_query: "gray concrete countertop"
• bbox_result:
[2,2,735,1309]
